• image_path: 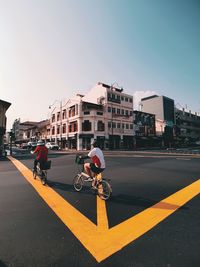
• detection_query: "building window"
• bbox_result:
[84,111,90,115]
[125,97,128,102]
[69,121,78,132]
[69,106,75,117]
[126,124,129,129]
[52,114,55,123]
[82,120,91,131]
[117,123,120,128]
[57,112,60,121]
[130,124,133,129]
[62,109,66,119]
[121,109,124,115]
[117,108,120,114]
[112,107,116,114]
[112,122,116,128]
[122,123,125,129]
[108,106,111,112]
[129,98,133,103]
[97,121,105,131]
[130,111,133,116]
[57,126,60,134]
[52,126,55,135]
[97,111,103,115]
[62,124,66,133]
[125,110,129,116]
[108,122,111,128]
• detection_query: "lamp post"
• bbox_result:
[110,82,123,150]
[49,100,62,148]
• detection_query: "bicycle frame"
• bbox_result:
[73,155,112,200]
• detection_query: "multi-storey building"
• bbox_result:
[141,95,175,146]
[0,99,11,153]
[48,82,134,150]
[12,120,49,144]
[133,111,157,147]
[174,108,200,145]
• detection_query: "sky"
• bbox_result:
[1,0,200,130]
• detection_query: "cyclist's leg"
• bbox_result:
[84,162,92,177]
[33,159,38,171]
[90,164,102,187]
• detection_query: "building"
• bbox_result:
[174,108,200,146]
[12,120,49,144]
[48,82,134,150]
[141,95,175,147]
[133,110,158,148]
[0,99,11,155]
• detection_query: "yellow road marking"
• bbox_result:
[97,196,109,231]
[8,156,200,262]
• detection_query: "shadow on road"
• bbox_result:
[110,194,188,210]
[47,180,96,197]
[11,153,69,161]
[0,260,8,267]
[47,180,74,192]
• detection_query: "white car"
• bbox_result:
[45,142,59,150]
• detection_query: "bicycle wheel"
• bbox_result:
[97,180,112,200]
[33,170,37,179]
[41,171,47,185]
[73,175,83,191]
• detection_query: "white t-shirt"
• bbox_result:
[88,147,105,169]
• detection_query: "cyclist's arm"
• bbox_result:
[81,155,90,159]
[32,146,39,154]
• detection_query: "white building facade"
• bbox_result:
[47,82,134,150]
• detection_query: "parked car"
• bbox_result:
[21,143,29,149]
[27,142,37,150]
[45,142,59,150]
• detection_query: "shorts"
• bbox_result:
[90,163,105,174]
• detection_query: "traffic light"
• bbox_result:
[9,131,15,141]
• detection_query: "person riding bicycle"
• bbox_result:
[32,140,48,171]
[84,140,105,188]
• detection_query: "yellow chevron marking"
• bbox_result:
[8,156,200,262]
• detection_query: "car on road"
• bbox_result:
[45,142,59,150]
[27,142,37,150]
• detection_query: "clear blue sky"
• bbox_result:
[1,0,200,129]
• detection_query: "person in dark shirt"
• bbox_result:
[32,140,48,171]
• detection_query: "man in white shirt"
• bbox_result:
[84,140,105,187]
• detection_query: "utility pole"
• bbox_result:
[60,101,62,149]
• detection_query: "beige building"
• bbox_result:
[48,82,134,150]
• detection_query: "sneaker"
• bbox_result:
[91,185,97,190]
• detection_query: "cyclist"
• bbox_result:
[32,140,48,171]
[84,140,105,188]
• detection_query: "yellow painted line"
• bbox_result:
[8,156,200,262]
[7,156,97,242]
[97,196,109,231]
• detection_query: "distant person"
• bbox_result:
[84,140,105,188]
[31,140,48,171]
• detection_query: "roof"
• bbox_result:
[0,99,11,110]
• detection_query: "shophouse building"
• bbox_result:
[12,119,49,144]
[174,108,200,145]
[48,82,134,150]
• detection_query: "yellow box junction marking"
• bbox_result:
[8,156,200,262]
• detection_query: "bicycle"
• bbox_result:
[73,154,112,200]
[33,160,51,185]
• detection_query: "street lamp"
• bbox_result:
[49,100,63,148]
[110,82,123,149]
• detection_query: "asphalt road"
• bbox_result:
[0,151,200,267]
